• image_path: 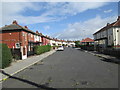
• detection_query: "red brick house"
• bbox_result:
[80,38,94,46]
[27,31,42,56]
[41,35,50,45]
[0,20,42,59]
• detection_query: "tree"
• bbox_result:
[75,41,80,47]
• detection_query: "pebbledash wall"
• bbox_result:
[93,16,120,49]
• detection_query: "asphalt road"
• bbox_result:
[2,47,118,88]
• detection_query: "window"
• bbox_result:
[25,34,27,41]
[15,43,20,48]
[9,33,11,35]
[31,34,33,38]
[22,32,25,36]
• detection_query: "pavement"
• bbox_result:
[0,50,56,82]
[85,50,120,64]
[2,47,118,88]
[74,47,120,64]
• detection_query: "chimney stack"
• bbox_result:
[12,20,18,25]
[117,16,120,21]
[36,31,39,33]
[24,26,28,29]
[107,23,110,26]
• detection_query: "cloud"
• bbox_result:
[42,2,108,16]
[44,25,50,30]
[1,0,120,2]
[104,9,112,13]
[2,2,41,25]
[53,15,117,40]
[1,2,108,26]
[60,2,107,15]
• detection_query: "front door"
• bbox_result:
[21,46,27,59]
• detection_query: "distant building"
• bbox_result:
[80,38,94,46]
[93,16,120,50]
[67,41,75,47]
[49,38,56,46]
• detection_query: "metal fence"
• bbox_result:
[11,48,21,60]
[102,48,120,58]
[80,45,94,51]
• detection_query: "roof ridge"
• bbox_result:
[0,23,36,34]
[113,18,120,26]
[93,21,116,35]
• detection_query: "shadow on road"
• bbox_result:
[100,58,120,64]
[1,70,57,90]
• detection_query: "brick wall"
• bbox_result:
[0,31,20,48]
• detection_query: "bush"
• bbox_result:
[34,45,51,55]
[0,43,12,69]
[79,45,94,51]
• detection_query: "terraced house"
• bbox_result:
[0,20,76,60]
[0,21,42,59]
[41,35,50,45]
[93,16,120,50]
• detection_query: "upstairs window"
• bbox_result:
[31,34,33,38]
[22,32,25,36]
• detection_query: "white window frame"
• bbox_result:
[15,43,20,48]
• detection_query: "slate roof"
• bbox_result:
[0,24,22,30]
[0,21,36,34]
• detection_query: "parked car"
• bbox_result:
[57,46,64,51]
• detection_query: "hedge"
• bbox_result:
[79,45,94,51]
[34,45,51,55]
[0,43,12,69]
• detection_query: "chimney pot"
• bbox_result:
[24,26,28,29]
[12,20,18,25]
[36,31,39,33]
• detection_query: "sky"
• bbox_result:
[1,1,119,40]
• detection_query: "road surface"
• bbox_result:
[2,47,118,88]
